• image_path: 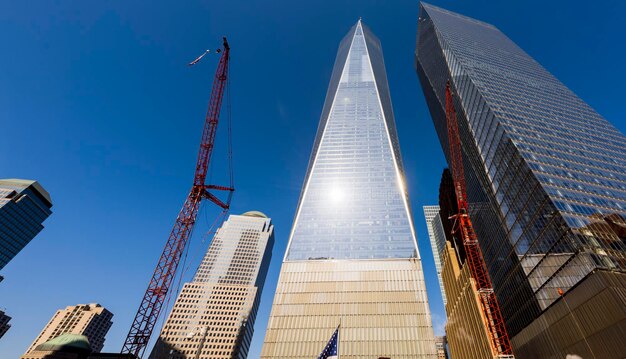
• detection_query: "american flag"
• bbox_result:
[318,326,339,359]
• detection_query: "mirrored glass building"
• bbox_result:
[0,179,52,271]
[261,20,436,358]
[415,3,626,358]
[0,310,11,340]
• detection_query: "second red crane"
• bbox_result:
[445,81,514,358]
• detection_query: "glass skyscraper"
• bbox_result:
[262,20,435,358]
[423,205,447,305]
[415,3,626,358]
[0,310,11,340]
[150,212,274,359]
[0,179,52,270]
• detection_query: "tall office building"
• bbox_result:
[423,205,447,305]
[262,20,436,358]
[0,309,11,339]
[434,336,448,359]
[24,303,113,355]
[441,240,493,359]
[0,179,52,270]
[149,211,274,359]
[416,3,626,358]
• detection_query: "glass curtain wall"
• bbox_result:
[415,2,626,335]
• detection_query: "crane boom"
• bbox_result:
[445,81,514,358]
[195,39,230,187]
[121,38,233,358]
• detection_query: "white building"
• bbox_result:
[150,211,274,359]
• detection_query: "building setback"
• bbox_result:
[415,3,626,358]
[0,179,52,270]
[149,211,274,359]
[23,303,113,355]
[0,309,11,339]
[423,205,447,305]
[261,20,436,358]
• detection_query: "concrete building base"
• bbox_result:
[261,259,436,358]
[511,270,626,359]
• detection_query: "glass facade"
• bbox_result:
[0,179,52,270]
[423,205,447,304]
[0,310,11,340]
[415,2,626,337]
[262,20,435,358]
[285,20,418,261]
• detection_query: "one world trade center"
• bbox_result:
[261,20,436,358]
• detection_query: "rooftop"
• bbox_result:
[241,211,268,218]
[0,178,52,206]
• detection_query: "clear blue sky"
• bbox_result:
[1,0,625,357]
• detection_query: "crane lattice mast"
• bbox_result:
[445,81,514,358]
[121,37,233,358]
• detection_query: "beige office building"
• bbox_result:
[23,303,113,355]
[149,212,274,359]
[441,241,494,359]
[434,336,448,359]
[261,20,436,358]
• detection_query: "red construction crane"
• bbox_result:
[445,81,514,358]
[121,37,233,358]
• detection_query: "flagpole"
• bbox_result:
[338,317,341,359]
